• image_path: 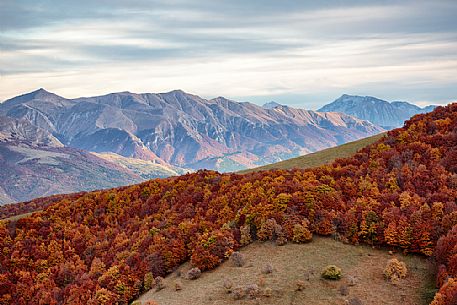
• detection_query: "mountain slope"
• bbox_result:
[240,133,385,173]
[0,115,63,147]
[0,115,189,204]
[318,94,435,129]
[0,142,143,204]
[1,89,384,171]
[0,103,455,304]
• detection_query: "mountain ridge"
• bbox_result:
[1,89,384,172]
[318,94,436,129]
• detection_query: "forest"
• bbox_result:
[0,104,456,305]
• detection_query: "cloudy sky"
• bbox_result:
[1,0,456,109]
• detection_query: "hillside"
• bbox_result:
[0,104,456,305]
[0,89,383,171]
[318,94,435,129]
[0,142,142,204]
[240,133,385,173]
[92,152,189,180]
[138,238,433,305]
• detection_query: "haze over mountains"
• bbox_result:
[318,94,436,129]
[0,88,437,204]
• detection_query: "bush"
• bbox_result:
[230,251,246,267]
[190,229,236,271]
[240,225,252,246]
[257,218,277,241]
[174,280,182,291]
[186,267,201,280]
[245,284,260,299]
[223,278,233,293]
[263,287,273,297]
[231,284,259,300]
[155,276,165,291]
[143,272,155,291]
[292,219,313,243]
[348,297,363,305]
[384,258,407,283]
[232,286,246,300]
[275,223,288,246]
[261,263,274,274]
[321,265,342,280]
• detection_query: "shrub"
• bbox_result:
[263,287,273,297]
[261,263,274,274]
[348,297,363,305]
[231,284,259,300]
[223,278,233,293]
[190,229,236,271]
[240,224,252,246]
[155,276,165,291]
[321,265,342,280]
[143,272,155,291]
[257,218,278,241]
[384,258,407,283]
[245,284,260,299]
[186,267,201,280]
[230,251,246,267]
[174,280,182,291]
[232,286,246,300]
[275,224,288,246]
[292,220,313,243]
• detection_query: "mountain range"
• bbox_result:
[0,89,437,204]
[318,94,436,129]
[0,89,383,171]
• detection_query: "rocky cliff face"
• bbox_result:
[0,115,63,147]
[318,94,436,129]
[1,89,384,172]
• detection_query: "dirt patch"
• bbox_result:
[137,237,433,305]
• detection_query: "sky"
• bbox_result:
[1,0,457,109]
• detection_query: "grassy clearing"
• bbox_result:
[240,133,385,174]
[0,211,36,223]
[137,237,433,305]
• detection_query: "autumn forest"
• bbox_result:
[0,104,456,304]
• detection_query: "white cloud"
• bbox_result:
[1,0,456,107]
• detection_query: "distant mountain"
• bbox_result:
[0,115,63,147]
[0,141,143,205]
[0,116,187,204]
[318,94,436,129]
[1,89,384,172]
[262,101,283,109]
